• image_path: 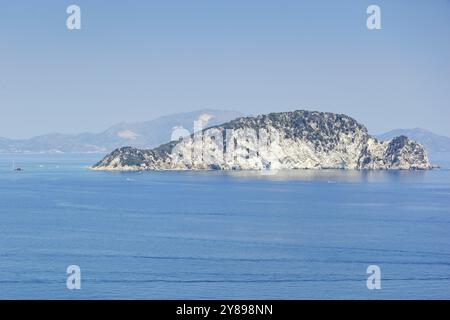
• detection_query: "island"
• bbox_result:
[91,110,431,171]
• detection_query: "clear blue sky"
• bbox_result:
[1,0,449,138]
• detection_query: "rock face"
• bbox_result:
[92,110,431,171]
[377,128,450,168]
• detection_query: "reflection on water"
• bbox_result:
[0,153,442,185]
[222,168,429,183]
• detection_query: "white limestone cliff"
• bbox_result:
[92,111,431,171]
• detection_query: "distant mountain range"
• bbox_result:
[377,128,450,168]
[0,109,242,154]
[2,111,450,168]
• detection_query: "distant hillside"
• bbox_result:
[377,128,450,168]
[93,110,431,171]
[0,109,242,154]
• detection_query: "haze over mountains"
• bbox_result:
[377,128,450,153]
[0,109,242,154]
[1,109,449,168]
[377,128,450,168]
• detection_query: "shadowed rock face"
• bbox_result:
[92,110,431,171]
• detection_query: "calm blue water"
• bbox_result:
[0,154,449,299]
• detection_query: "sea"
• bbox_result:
[0,153,449,299]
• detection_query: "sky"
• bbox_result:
[0,0,449,138]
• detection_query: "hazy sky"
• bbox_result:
[1,0,449,138]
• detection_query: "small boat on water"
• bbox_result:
[12,161,23,171]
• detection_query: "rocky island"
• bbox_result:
[92,110,431,171]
